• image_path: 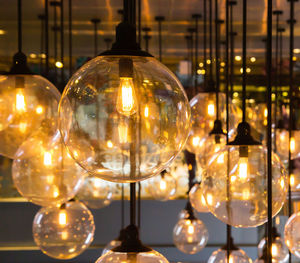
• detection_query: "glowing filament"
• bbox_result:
[229,255,233,263]
[217,153,224,164]
[16,89,26,112]
[272,244,278,257]
[19,122,27,133]
[61,231,68,240]
[144,105,149,118]
[160,180,167,190]
[206,193,213,205]
[264,108,268,118]
[187,225,195,234]
[242,189,250,200]
[192,136,200,147]
[207,102,215,117]
[290,174,295,186]
[36,106,43,114]
[93,178,102,188]
[290,137,296,153]
[43,151,52,166]
[116,77,138,116]
[59,210,67,226]
[107,140,113,148]
[238,157,248,180]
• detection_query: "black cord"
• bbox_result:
[193,14,201,93]
[130,183,136,226]
[138,0,141,45]
[68,0,72,78]
[38,14,45,74]
[60,0,65,86]
[242,0,247,122]
[203,0,207,89]
[229,1,236,98]
[138,182,141,229]
[209,0,213,81]
[215,0,220,120]
[91,19,100,56]
[45,0,49,77]
[18,0,22,52]
[121,184,125,229]
[266,0,273,262]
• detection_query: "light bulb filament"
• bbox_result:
[207,102,215,117]
[290,137,296,153]
[16,89,26,112]
[43,151,52,166]
[188,225,194,234]
[59,210,67,226]
[238,157,248,180]
[160,180,167,190]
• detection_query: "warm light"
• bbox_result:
[233,92,239,98]
[199,62,204,67]
[55,61,63,68]
[46,175,55,184]
[293,56,297,62]
[29,53,37,59]
[43,151,52,166]
[61,231,68,240]
[280,178,285,189]
[36,106,43,114]
[290,174,295,186]
[272,244,278,257]
[160,180,167,190]
[207,59,211,64]
[107,140,113,148]
[246,68,251,73]
[242,188,250,200]
[290,137,296,153]
[220,62,226,67]
[231,175,237,183]
[40,53,46,59]
[192,136,200,147]
[118,122,128,144]
[235,55,242,61]
[0,29,6,35]
[53,190,59,198]
[188,164,193,171]
[250,57,256,62]
[188,225,195,234]
[294,49,300,54]
[238,157,248,180]
[217,153,224,164]
[116,77,138,116]
[206,193,213,205]
[59,210,67,226]
[19,122,27,133]
[207,102,215,117]
[229,255,233,263]
[264,108,268,118]
[144,105,149,117]
[16,89,26,112]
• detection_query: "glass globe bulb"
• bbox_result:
[95,250,170,263]
[290,164,300,192]
[12,120,85,207]
[202,145,288,228]
[76,176,113,209]
[33,200,95,260]
[284,211,300,258]
[189,183,209,213]
[276,129,300,163]
[147,171,177,201]
[208,248,252,263]
[186,92,240,155]
[102,239,122,256]
[173,218,209,254]
[0,74,61,158]
[59,56,191,183]
[257,236,289,263]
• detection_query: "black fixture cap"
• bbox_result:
[112,224,152,253]
[228,122,261,146]
[209,120,226,136]
[8,52,33,75]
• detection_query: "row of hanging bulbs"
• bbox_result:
[1,0,300,261]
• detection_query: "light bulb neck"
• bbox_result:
[112,224,152,253]
[9,52,33,75]
[119,58,134,78]
[228,121,261,146]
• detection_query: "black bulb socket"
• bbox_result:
[228,122,261,146]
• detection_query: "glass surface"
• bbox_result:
[202,145,288,228]
[0,75,61,158]
[276,129,300,163]
[101,239,122,256]
[33,201,95,259]
[284,211,300,258]
[173,218,208,254]
[76,176,113,209]
[95,250,170,263]
[258,237,289,263]
[59,56,191,183]
[189,183,209,213]
[12,120,85,207]
[208,248,252,263]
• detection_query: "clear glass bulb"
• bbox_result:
[173,218,209,254]
[12,119,85,207]
[189,183,209,213]
[59,56,190,183]
[76,176,113,209]
[258,236,289,263]
[186,92,240,155]
[208,248,252,263]
[276,129,300,163]
[290,166,300,192]
[95,250,170,263]
[147,171,177,201]
[202,145,288,228]
[284,211,300,258]
[0,75,61,158]
[33,200,95,260]
[102,239,122,256]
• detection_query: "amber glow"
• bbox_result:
[116,77,138,116]
[272,243,278,257]
[16,88,26,112]
[160,180,167,190]
[207,102,215,117]
[238,157,248,180]
[290,174,295,186]
[43,151,52,166]
[59,210,67,226]
[36,106,43,114]
[188,225,195,234]
[290,137,296,153]
[144,105,149,118]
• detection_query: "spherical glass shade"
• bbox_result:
[284,211,300,258]
[189,183,209,213]
[76,176,113,209]
[202,145,288,228]
[12,120,85,207]
[33,201,95,259]
[59,56,191,183]
[290,166,300,192]
[0,74,60,158]
[185,92,240,155]
[276,129,300,163]
[95,250,170,263]
[101,239,122,256]
[208,248,252,263]
[147,171,177,201]
[258,236,289,263]
[173,218,209,254]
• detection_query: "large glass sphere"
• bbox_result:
[185,92,240,155]
[258,236,289,263]
[189,183,209,213]
[0,74,60,158]
[76,175,113,209]
[173,218,208,254]
[202,145,288,228]
[276,129,300,163]
[208,248,252,263]
[95,250,170,263]
[12,120,85,207]
[59,56,191,183]
[147,171,177,201]
[33,200,95,259]
[284,211,300,258]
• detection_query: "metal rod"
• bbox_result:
[91,18,100,56]
[38,14,45,74]
[121,184,125,229]
[138,0,141,45]
[266,0,273,262]
[130,183,136,226]
[209,0,213,80]
[68,0,72,78]
[203,0,207,89]
[229,1,237,98]
[45,0,49,77]
[138,182,141,229]
[155,16,164,62]
[60,0,65,86]
[215,1,220,120]
[193,14,201,93]
[18,0,22,52]
[242,0,247,122]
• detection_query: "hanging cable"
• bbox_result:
[192,14,201,93]
[155,16,164,62]
[242,0,247,122]
[203,0,207,89]
[51,1,60,83]
[68,0,72,78]
[130,183,136,226]
[45,0,49,78]
[142,27,151,52]
[38,14,45,74]
[278,27,285,117]
[60,0,65,87]
[215,0,220,120]
[121,184,125,229]
[188,27,195,95]
[209,0,213,82]
[18,0,22,52]
[138,0,141,45]
[229,1,237,98]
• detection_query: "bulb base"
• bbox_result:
[228,122,261,146]
[209,120,226,136]
[9,52,33,75]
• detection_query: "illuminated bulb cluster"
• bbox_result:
[33,201,95,260]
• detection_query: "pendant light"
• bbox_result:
[189,182,209,213]
[33,199,95,259]
[58,0,190,183]
[0,0,61,159]
[201,0,288,228]
[95,183,170,263]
